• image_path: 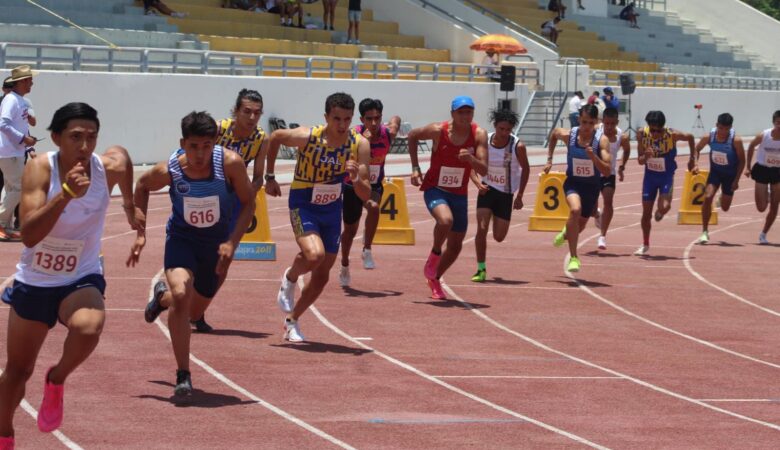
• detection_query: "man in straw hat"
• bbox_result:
[0,65,37,241]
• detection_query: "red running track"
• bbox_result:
[0,156,778,449]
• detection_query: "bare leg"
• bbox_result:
[701,184,717,233]
[340,221,359,267]
[755,181,769,212]
[436,231,467,277]
[565,193,583,259]
[165,268,195,371]
[362,199,380,249]
[430,204,453,253]
[640,200,653,246]
[474,208,492,264]
[600,187,615,236]
[762,183,780,234]
[291,253,337,320]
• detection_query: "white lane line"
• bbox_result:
[439,282,780,432]
[100,224,165,242]
[309,306,610,449]
[682,219,780,318]
[433,376,623,380]
[17,398,82,449]
[699,399,780,403]
[148,271,356,450]
[567,223,780,370]
[446,285,574,291]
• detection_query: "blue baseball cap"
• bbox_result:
[451,95,475,111]
[603,86,614,93]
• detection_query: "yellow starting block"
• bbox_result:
[374,177,415,245]
[235,187,276,260]
[678,170,717,225]
[529,172,570,231]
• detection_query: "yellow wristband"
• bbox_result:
[62,182,77,199]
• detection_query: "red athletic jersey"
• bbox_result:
[421,121,477,196]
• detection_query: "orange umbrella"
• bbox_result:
[470,34,527,54]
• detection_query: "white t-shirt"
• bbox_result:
[569,96,582,114]
[0,92,30,158]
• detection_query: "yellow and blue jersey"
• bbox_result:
[289,125,360,209]
[641,126,677,175]
[216,118,266,168]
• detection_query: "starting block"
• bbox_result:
[678,170,717,225]
[528,172,570,231]
[235,187,276,260]
[374,177,415,245]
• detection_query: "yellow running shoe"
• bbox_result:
[470,269,486,282]
[567,256,581,272]
[553,226,567,247]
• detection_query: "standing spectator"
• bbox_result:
[322,0,337,31]
[587,90,606,117]
[601,87,620,110]
[0,66,36,241]
[540,17,562,45]
[282,0,304,28]
[620,2,640,29]
[347,0,361,44]
[547,0,566,19]
[2,76,36,232]
[568,91,585,127]
[144,0,187,17]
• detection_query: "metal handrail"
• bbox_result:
[634,0,667,12]
[415,0,488,35]
[459,0,558,51]
[0,42,541,84]
[543,58,586,146]
[591,69,780,91]
[516,90,537,133]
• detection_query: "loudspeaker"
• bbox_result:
[619,73,636,95]
[499,65,516,92]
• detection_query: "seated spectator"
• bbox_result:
[144,0,187,18]
[282,0,304,28]
[540,17,562,45]
[322,0,338,31]
[601,87,620,110]
[547,0,566,19]
[620,2,640,29]
[265,0,282,14]
[480,49,499,79]
[347,0,361,43]
[223,0,263,10]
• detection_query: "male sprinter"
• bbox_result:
[744,110,780,244]
[593,107,630,250]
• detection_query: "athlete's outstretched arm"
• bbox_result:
[102,145,143,231]
[251,138,269,193]
[18,155,63,248]
[744,132,763,178]
[672,130,696,171]
[637,129,650,165]
[592,135,612,177]
[544,128,569,173]
[126,161,169,267]
[514,141,530,210]
[691,134,710,174]
[218,151,256,275]
[265,127,311,196]
[351,137,372,202]
[467,127,489,176]
[407,122,440,186]
[733,136,746,191]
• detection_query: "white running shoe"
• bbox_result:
[284,319,305,342]
[339,265,351,287]
[633,245,649,256]
[277,268,295,313]
[597,235,607,250]
[594,208,602,231]
[759,232,769,245]
[362,248,375,269]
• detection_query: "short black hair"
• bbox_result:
[592,91,600,96]
[489,108,519,128]
[603,107,619,119]
[325,92,355,114]
[358,98,383,117]
[181,111,218,139]
[717,113,733,127]
[645,110,666,127]
[580,104,599,120]
[574,91,584,98]
[773,110,780,122]
[232,88,263,116]
[47,102,100,134]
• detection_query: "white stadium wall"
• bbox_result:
[27,71,528,164]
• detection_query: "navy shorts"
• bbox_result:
[751,163,780,185]
[707,169,738,196]
[476,185,513,221]
[563,179,600,218]
[424,187,468,233]
[2,274,106,329]
[642,172,675,202]
[342,183,383,225]
[600,175,616,190]
[164,234,221,299]
[290,205,342,254]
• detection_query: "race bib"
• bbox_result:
[32,237,84,275]
[312,183,341,205]
[486,164,507,187]
[711,151,728,166]
[184,196,220,228]
[369,164,381,184]
[765,151,780,168]
[572,158,594,177]
[646,157,666,172]
[438,166,465,188]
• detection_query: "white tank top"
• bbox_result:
[602,126,623,175]
[483,132,521,193]
[757,128,780,168]
[15,152,109,287]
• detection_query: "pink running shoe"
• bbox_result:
[37,368,64,433]
[423,252,441,280]
[427,279,446,300]
[0,436,14,450]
